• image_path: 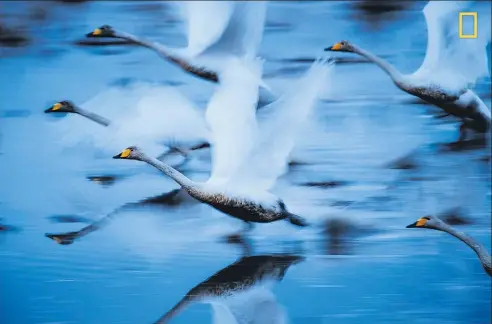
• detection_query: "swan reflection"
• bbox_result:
[45,189,194,245]
[155,249,304,323]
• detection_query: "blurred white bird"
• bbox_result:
[86,1,276,106]
[113,57,333,233]
[45,81,211,162]
[326,1,491,143]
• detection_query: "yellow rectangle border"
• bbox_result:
[459,12,477,39]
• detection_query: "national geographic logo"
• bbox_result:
[459,12,477,39]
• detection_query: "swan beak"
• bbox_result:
[113,148,131,159]
[45,102,62,113]
[45,233,63,244]
[86,28,102,37]
[325,43,342,51]
[406,218,428,228]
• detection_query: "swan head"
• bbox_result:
[406,215,445,231]
[45,232,76,245]
[324,40,354,53]
[86,25,116,38]
[44,100,77,114]
[113,146,143,160]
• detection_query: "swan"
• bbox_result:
[325,1,491,143]
[86,1,276,106]
[154,254,303,323]
[112,57,332,234]
[44,81,212,162]
[407,215,491,277]
[44,100,210,160]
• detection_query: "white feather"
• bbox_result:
[413,1,491,91]
[51,81,210,157]
[228,59,334,192]
[205,58,263,186]
[174,1,268,61]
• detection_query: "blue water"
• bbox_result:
[1,1,491,323]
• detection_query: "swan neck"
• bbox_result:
[353,46,402,82]
[141,155,195,189]
[75,107,110,126]
[116,31,174,58]
[439,223,491,271]
[115,31,218,83]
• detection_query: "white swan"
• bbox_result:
[113,57,332,232]
[86,1,276,106]
[407,215,491,277]
[45,81,211,160]
[326,1,491,142]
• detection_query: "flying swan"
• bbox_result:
[86,1,276,106]
[325,1,491,143]
[407,215,491,277]
[113,57,333,234]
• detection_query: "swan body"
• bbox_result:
[326,1,492,140]
[154,254,302,323]
[407,215,491,277]
[113,149,306,228]
[113,57,332,229]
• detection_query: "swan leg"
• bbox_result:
[458,122,468,142]
[224,222,254,243]
[189,141,211,151]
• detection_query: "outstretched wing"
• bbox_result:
[176,1,267,59]
[200,1,268,60]
[227,58,334,192]
[414,1,491,90]
[205,58,263,186]
[176,1,234,57]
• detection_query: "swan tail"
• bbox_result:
[286,213,309,227]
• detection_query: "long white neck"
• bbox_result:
[115,31,178,61]
[114,30,219,82]
[439,223,492,274]
[352,45,403,83]
[75,107,110,127]
[140,155,197,190]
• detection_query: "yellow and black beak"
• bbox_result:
[113,148,132,159]
[44,102,62,113]
[406,218,428,228]
[86,28,102,38]
[324,42,342,51]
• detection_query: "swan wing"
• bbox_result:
[415,1,491,90]
[227,58,334,192]
[212,287,287,324]
[199,1,268,59]
[205,58,262,186]
[175,1,234,57]
[51,81,208,157]
[175,1,267,59]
